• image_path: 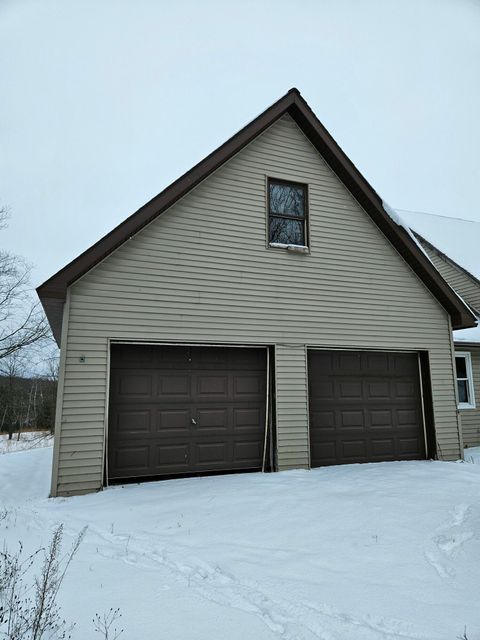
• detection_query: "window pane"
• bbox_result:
[269,216,304,245]
[269,183,305,217]
[456,356,467,379]
[458,380,469,404]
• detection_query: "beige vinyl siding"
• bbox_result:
[275,345,310,469]
[419,242,480,312]
[54,114,461,495]
[459,347,480,447]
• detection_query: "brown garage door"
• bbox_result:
[108,345,267,481]
[308,350,426,466]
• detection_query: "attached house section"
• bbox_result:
[406,230,480,449]
[455,349,480,447]
[50,112,466,496]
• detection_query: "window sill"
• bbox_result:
[458,403,476,410]
[268,242,309,253]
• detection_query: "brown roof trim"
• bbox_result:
[453,342,480,348]
[37,88,476,340]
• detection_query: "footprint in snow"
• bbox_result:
[425,503,474,579]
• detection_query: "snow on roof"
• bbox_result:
[453,322,480,344]
[382,202,477,327]
[382,201,435,265]
[397,210,480,281]
[389,208,480,343]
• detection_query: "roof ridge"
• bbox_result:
[397,208,480,225]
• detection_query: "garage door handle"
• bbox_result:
[191,418,197,425]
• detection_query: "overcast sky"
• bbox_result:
[1,0,480,287]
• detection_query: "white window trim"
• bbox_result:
[268,242,309,253]
[455,351,476,410]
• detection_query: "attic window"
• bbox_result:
[268,179,308,249]
[455,352,476,409]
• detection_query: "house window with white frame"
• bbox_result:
[455,352,476,409]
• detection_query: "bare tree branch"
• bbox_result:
[0,206,51,360]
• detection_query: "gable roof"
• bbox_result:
[37,88,476,343]
[398,210,480,282]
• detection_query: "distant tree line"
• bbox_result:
[0,351,57,438]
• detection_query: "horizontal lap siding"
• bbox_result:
[54,114,461,495]
[56,330,107,495]
[275,345,309,470]
[460,348,480,447]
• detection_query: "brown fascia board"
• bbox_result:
[37,88,476,342]
[453,341,480,347]
[40,297,64,345]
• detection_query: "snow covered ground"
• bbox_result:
[0,430,53,453]
[464,446,480,465]
[1,446,480,639]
